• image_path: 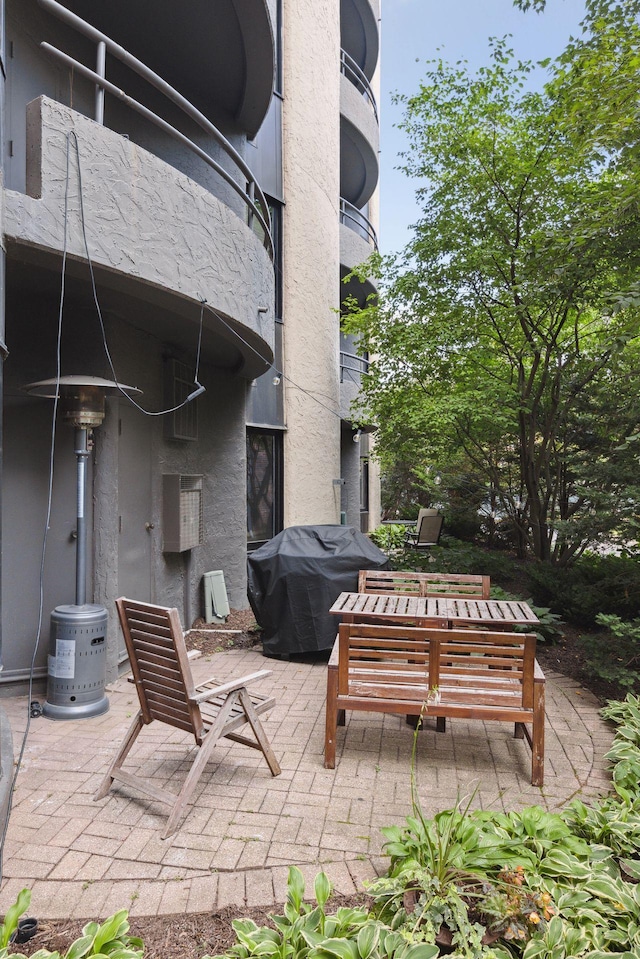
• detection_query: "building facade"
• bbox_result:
[0,0,380,686]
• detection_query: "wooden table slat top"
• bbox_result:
[329,592,539,627]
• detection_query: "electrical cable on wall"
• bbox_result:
[69,130,206,415]
[203,302,346,423]
[67,133,349,426]
[0,130,73,882]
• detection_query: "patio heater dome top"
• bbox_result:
[24,375,141,428]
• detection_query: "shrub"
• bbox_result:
[370,524,408,553]
[489,587,564,644]
[397,537,515,582]
[580,614,640,692]
[527,553,640,628]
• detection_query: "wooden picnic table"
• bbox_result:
[329,592,539,629]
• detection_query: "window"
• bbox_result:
[247,429,283,546]
[164,359,198,441]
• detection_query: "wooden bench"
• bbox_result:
[358,570,491,599]
[324,621,545,785]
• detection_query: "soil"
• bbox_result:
[13,608,630,959]
[18,894,373,959]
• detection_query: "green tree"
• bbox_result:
[346,15,640,563]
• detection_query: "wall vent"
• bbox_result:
[163,474,203,552]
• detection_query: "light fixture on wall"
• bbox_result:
[24,375,140,720]
[352,429,362,443]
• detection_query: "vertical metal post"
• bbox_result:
[95,40,106,124]
[74,427,90,606]
[247,180,255,231]
[0,0,6,671]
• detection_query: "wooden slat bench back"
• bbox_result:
[325,621,544,785]
[358,570,491,599]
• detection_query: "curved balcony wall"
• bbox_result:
[58,0,275,136]
[340,72,379,209]
[6,0,274,250]
[5,97,275,378]
[340,196,377,255]
[339,331,369,421]
[340,218,377,310]
[341,0,380,81]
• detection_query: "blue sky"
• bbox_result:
[379,0,588,256]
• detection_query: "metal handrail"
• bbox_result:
[339,198,378,250]
[38,0,273,258]
[340,349,369,377]
[340,49,378,123]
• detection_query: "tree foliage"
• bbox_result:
[345,4,640,563]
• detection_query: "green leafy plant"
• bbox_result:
[0,890,31,951]
[396,539,515,582]
[204,866,373,959]
[1,903,143,959]
[370,524,409,553]
[488,588,564,645]
[528,554,640,629]
[580,614,640,692]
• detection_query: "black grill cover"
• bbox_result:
[247,525,389,656]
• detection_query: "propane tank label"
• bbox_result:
[49,639,76,678]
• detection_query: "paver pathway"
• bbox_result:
[0,647,614,918]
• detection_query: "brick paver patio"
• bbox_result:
[0,647,614,918]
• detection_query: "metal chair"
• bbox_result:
[405,512,444,548]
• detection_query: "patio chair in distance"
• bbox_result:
[95,597,281,838]
[405,512,444,549]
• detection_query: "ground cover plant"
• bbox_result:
[5,694,640,959]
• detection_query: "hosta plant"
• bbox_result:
[0,891,143,959]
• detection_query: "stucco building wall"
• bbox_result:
[281,0,342,526]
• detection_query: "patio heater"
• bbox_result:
[24,375,140,720]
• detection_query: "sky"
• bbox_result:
[379,0,588,256]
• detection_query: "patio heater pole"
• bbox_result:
[74,425,89,607]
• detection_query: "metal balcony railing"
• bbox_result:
[340,49,378,123]
[37,0,273,258]
[339,198,378,250]
[340,349,369,384]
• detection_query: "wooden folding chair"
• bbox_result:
[95,597,281,838]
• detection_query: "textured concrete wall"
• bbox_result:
[4,97,274,360]
[1,93,272,682]
[89,320,249,683]
[282,0,342,526]
[339,219,376,274]
[340,427,361,528]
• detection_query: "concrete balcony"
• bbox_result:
[339,345,369,421]
[341,0,380,81]
[340,71,379,208]
[4,97,275,378]
[56,0,275,136]
[340,199,378,308]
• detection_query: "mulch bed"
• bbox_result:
[18,895,373,959]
